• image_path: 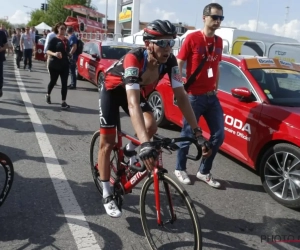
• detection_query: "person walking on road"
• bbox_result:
[66,26,78,89]
[12,28,22,68]
[20,27,35,71]
[45,22,71,109]
[44,27,57,71]
[174,2,225,188]
[0,29,8,98]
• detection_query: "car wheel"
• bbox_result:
[148,91,168,127]
[260,143,300,209]
[98,72,105,92]
[76,66,83,80]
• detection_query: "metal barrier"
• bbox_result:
[133,34,144,44]
[231,39,266,56]
[80,32,123,41]
[173,37,230,55]
[222,39,230,54]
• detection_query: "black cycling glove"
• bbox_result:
[196,135,212,151]
[193,127,212,150]
[138,142,158,161]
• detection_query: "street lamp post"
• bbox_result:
[255,0,260,32]
[105,0,108,32]
[23,5,35,10]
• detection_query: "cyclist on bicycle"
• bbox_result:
[98,19,211,218]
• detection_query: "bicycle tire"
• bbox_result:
[0,152,14,207]
[89,130,119,196]
[140,173,202,250]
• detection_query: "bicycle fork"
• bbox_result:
[153,168,176,226]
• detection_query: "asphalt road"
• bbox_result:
[0,56,299,250]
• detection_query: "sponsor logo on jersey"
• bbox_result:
[257,58,275,65]
[124,67,139,78]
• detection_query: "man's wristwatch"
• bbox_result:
[192,127,202,135]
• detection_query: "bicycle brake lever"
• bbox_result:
[168,143,180,151]
[162,147,172,155]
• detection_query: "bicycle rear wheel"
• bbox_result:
[0,152,14,207]
[140,173,202,250]
[89,130,119,196]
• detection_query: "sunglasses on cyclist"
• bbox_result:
[150,39,176,48]
[208,15,224,21]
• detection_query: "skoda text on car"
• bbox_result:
[147,55,300,209]
[76,40,138,89]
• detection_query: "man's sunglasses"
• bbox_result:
[150,39,176,48]
[208,15,224,21]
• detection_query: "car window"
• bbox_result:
[249,68,300,107]
[89,43,99,56]
[38,38,45,45]
[218,61,252,92]
[101,45,132,59]
[83,43,91,54]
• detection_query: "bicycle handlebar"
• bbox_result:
[129,134,203,172]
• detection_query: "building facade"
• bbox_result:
[105,20,195,37]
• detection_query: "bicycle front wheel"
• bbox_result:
[0,152,14,207]
[140,173,202,250]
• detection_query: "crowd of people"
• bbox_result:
[0,22,80,108]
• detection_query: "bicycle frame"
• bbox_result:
[112,116,176,225]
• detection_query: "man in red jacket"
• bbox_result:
[175,3,225,188]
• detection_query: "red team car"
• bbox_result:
[76,40,137,89]
[147,55,300,209]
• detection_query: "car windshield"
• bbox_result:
[249,68,300,107]
[38,38,46,45]
[101,45,132,59]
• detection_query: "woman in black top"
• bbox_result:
[45,22,71,109]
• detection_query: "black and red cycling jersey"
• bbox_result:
[104,47,183,92]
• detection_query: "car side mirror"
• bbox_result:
[231,87,255,101]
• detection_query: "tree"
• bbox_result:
[27,10,48,27]
[45,0,97,26]
[0,19,13,29]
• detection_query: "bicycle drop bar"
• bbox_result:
[129,134,203,172]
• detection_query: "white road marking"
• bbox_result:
[14,67,101,250]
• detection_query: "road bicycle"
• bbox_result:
[90,115,203,249]
[0,152,14,207]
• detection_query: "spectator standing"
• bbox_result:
[12,28,22,68]
[0,24,8,38]
[0,30,8,97]
[66,26,77,89]
[174,2,225,188]
[20,27,35,71]
[45,22,71,109]
[7,28,13,56]
[44,27,57,71]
